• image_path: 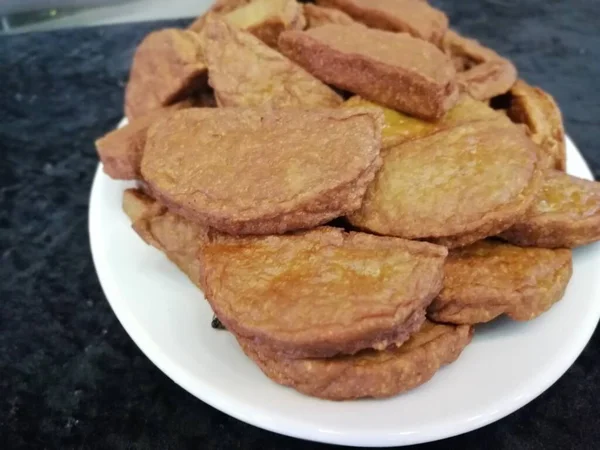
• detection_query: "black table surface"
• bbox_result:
[1,1,599,448]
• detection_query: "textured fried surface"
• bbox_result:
[141,108,383,235]
[506,80,566,171]
[221,0,305,48]
[500,171,600,248]
[443,30,517,101]
[189,0,304,47]
[349,121,542,248]
[303,3,356,28]
[122,189,211,288]
[124,29,207,120]
[203,19,342,107]
[199,228,448,359]
[316,0,448,44]
[188,0,253,32]
[428,241,572,324]
[96,101,193,180]
[239,321,472,400]
[344,94,510,148]
[279,24,458,120]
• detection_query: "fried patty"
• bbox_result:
[505,80,566,171]
[199,228,448,359]
[349,120,543,248]
[500,170,600,248]
[442,30,517,101]
[202,19,342,107]
[278,24,458,120]
[315,0,448,44]
[124,29,207,120]
[141,107,383,235]
[238,321,472,400]
[344,94,510,149]
[428,240,573,324]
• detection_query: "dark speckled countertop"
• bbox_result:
[1,1,599,449]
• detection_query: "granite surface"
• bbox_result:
[1,1,599,448]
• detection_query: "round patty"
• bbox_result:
[500,170,600,248]
[428,240,572,324]
[141,108,383,235]
[199,227,448,359]
[349,120,542,248]
[238,321,472,400]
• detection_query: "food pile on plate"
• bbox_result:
[95,0,600,400]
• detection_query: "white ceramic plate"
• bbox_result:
[89,136,600,447]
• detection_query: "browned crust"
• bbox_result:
[188,0,253,31]
[96,101,193,180]
[222,0,306,48]
[123,188,166,228]
[278,25,458,121]
[343,94,513,150]
[245,1,306,48]
[189,0,305,49]
[506,80,566,171]
[122,189,211,288]
[428,241,573,325]
[442,30,517,101]
[457,60,517,101]
[501,218,600,248]
[238,321,472,400]
[202,19,342,108]
[124,29,207,121]
[499,171,600,248]
[141,108,383,235]
[316,0,448,44]
[303,4,356,28]
[430,154,543,249]
[239,308,428,361]
[349,121,544,249]
[199,228,448,359]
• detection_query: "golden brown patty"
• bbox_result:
[141,107,383,235]
[202,19,342,107]
[500,170,600,248]
[344,94,510,149]
[199,228,448,359]
[238,321,472,400]
[315,0,448,44]
[428,240,572,324]
[278,24,458,120]
[442,30,517,101]
[349,121,542,248]
[505,80,566,171]
[188,0,253,32]
[124,29,207,120]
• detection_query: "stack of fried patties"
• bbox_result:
[96,0,600,400]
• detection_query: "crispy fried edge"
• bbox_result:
[278,26,459,121]
[316,0,448,44]
[349,123,544,248]
[442,30,517,101]
[499,173,600,248]
[238,322,472,400]
[142,108,383,235]
[506,80,566,171]
[428,245,573,324]
[199,229,448,359]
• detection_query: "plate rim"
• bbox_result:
[89,136,600,447]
